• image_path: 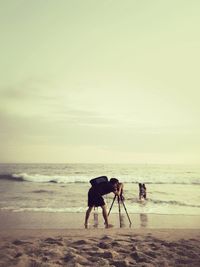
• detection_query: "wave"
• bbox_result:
[0,173,199,185]
[0,174,90,183]
[0,174,25,182]
[0,206,86,213]
[31,190,54,194]
[147,198,200,208]
[1,205,199,216]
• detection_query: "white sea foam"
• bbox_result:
[12,173,91,184]
[8,172,200,184]
[0,206,86,213]
[1,203,200,215]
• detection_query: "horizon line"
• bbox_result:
[0,162,199,166]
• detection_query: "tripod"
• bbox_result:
[108,194,132,227]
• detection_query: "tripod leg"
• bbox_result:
[108,195,116,216]
[118,196,122,227]
[121,200,132,226]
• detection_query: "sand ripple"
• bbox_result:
[0,233,200,267]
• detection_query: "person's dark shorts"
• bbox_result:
[88,187,105,207]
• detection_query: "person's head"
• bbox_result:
[139,183,142,188]
[110,178,119,190]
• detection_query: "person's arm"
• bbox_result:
[113,182,123,196]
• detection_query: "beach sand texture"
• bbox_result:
[0,229,200,267]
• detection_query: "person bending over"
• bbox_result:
[85,178,123,228]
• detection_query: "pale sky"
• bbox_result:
[0,0,200,164]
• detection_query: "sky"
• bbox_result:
[0,0,200,164]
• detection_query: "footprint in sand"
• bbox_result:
[44,237,64,246]
[100,235,113,240]
[15,252,23,258]
[130,251,154,264]
[12,240,32,246]
[63,251,88,265]
[71,239,88,246]
[110,259,130,267]
[98,241,111,249]
[111,241,121,247]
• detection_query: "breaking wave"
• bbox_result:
[0,173,199,185]
[147,198,200,208]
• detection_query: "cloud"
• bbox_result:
[1,77,199,136]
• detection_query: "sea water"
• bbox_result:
[0,163,199,215]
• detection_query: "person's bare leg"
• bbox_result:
[101,205,108,226]
[85,206,93,228]
[101,205,113,228]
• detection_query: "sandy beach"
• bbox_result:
[0,228,200,267]
[0,212,200,267]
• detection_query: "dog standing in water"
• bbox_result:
[139,183,147,201]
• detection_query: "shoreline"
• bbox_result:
[0,210,200,230]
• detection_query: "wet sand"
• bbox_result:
[0,210,200,229]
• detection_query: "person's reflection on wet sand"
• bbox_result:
[140,213,148,228]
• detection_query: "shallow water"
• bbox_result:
[0,163,200,215]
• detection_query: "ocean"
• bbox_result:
[0,163,200,216]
